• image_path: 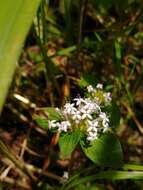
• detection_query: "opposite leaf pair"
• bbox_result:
[35,84,123,167]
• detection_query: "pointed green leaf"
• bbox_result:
[44,107,62,121]
[35,117,49,130]
[59,129,81,158]
[35,107,62,121]
[81,133,123,167]
[56,45,76,56]
[34,107,62,129]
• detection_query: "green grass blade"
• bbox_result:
[122,164,143,171]
[64,0,73,44]
[64,171,143,190]
[0,0,41,113]
[93,171,143,180]
[54,45,76,56]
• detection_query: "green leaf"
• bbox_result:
[34,107,62,129]
[115,41,121,60]
[35,117,49,130]
[59,129,81,158]
[78,74,98,88]
[114,40,122,77]
[42,107,62,121]
[56,45,76,56]
[45,107,62,121]
[78,77,89,88]
[80,133,123,167]
[0,0,41,113]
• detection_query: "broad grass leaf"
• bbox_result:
[0,0,41,113]
[81,132,123,167]
[59,129,81,158]
[63,171,143,190]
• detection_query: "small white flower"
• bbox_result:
[48,120,58,129]
[87,85,95,93]
[102,123,109,132]
[81,111,92,120]
[88,130,97,136]
[86,120,98,141]
[103,120,109,127]
[62,171,69,181]
[104,92,111,104]
[58,121,71,132]
[96,83,103,89]
[63,103,77,115]
[99,112,108,120]
[74,97,85,106]
[87,120,98,130]
[55,107,61,113]
[102,117,109,131]
[87,136,97,141]
[80,99,100,117]
[87,126,98,133]
[48,83,111,141]
[87,121,98,133]
[72,110,82,124]
[87,131,98,141]
[98,112,109,132]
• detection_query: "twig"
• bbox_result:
[23,146,45,158]
[20,123,32,160]
[121,101,143,135]
[26,164,63,181]
[0,176,30,189]
[2,156,63,182]
[6,103,47,136]
[0,139,36,181]
[20,138,28,159]
[0,165,12,180]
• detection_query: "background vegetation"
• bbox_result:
[0,0,143,189]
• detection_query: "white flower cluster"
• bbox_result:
[48,84,111,142]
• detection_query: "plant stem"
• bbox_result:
[33,24,60,95]
[78,0,88,44]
